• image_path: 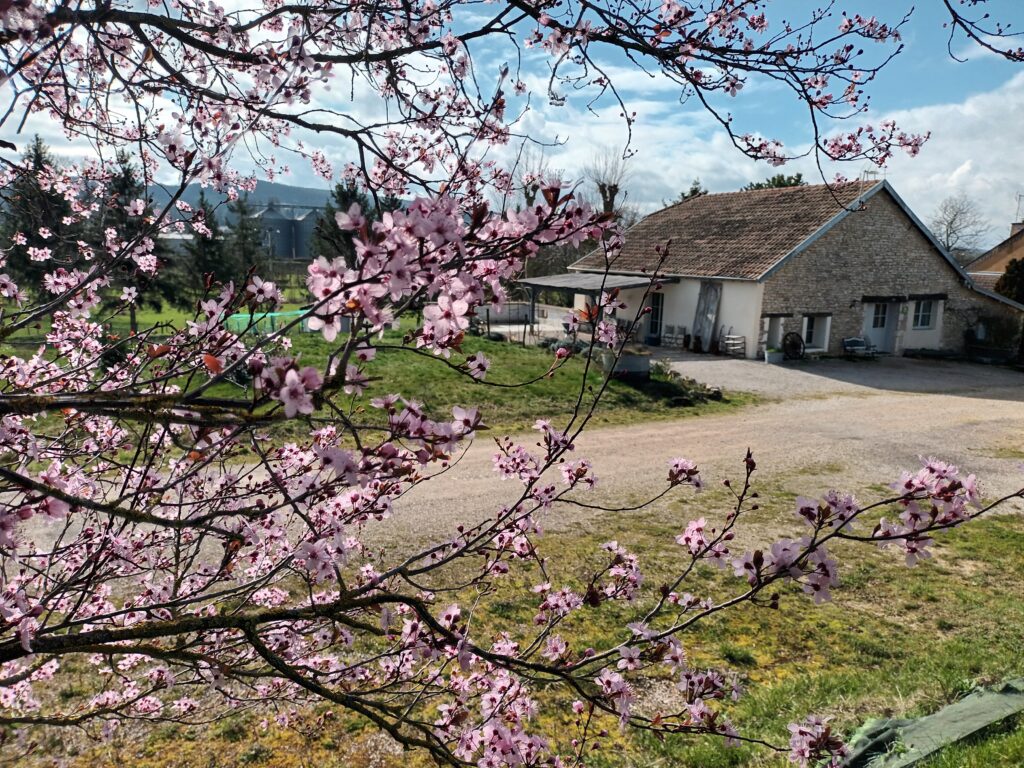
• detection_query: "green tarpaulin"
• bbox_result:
[845,679,1024,767]
[225,310,309,335]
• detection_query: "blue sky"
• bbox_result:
[505,1,1024,248]
[10,1,1024,248]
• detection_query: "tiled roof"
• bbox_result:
[968,271,1002,291]
[572,180,881,280]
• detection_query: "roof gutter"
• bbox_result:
[569,267,755,282]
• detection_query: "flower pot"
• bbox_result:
[598,348,651,379]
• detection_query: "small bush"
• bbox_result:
[720,643,758,667]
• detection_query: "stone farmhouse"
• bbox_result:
[524,180,1023,360]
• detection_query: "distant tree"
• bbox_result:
[742,173,807,190]
[994,258,1024,305]
[312,181,402,267]
[0,136,79,293]
[227,194,269,276]
[583,148,633,217]
[96,151,188,332]
[671,178,708,204]
[182,190,238,303]
[930,192,990,264]
[516,146,556,209]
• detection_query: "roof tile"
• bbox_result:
[572,181,880,280]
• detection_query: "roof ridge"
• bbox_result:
[702,178,878,199]
[646,179,879,220]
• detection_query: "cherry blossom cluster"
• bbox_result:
[305,193,608,358]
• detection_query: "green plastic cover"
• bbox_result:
[844,679,1024,767]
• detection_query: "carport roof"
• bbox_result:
[517,273,661,292]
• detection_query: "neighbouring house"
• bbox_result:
[966,221,1024,292]
[522,180,1023,361]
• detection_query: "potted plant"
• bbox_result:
[764,346,784,364]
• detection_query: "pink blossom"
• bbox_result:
[279,369,316,418]
[617,645,642,671]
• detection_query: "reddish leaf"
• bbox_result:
[202,354,223,374]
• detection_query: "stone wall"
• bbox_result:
[760,190,1022,355]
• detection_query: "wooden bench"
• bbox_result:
[842,337,876,358]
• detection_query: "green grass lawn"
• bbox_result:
[282,329,752,433]
[4,306,754,435]
[61,477,1024,768]
[12,308,1024,767]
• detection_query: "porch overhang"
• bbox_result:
[517,273,673,292]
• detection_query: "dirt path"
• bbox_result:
[385,363,1024,545]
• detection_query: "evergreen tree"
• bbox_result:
[0,136,78,294]
[98,150,188,333]
[183,190,238,302]
[671,178,708,204]
[742,173,807,190]
[312,181,402,267]
[226,194,268,277]
[994,258,1024,305]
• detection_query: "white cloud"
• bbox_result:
[950,33,1011,63]
[517,69,1024,249]
[842,71,1024,247]
[6,26,1024,252]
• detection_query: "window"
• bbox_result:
[802,314,832,351]
[649,292,664,336]
[872,303,888,329]
[913,300,934,329]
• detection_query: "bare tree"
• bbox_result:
[584,147,633,219]
[930,192,991,264]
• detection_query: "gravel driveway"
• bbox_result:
[662,351,1024,399]
[382,357,1024,547]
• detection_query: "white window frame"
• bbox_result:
[912,300,934,330]
[872,303,888,329]
[802,314,832,351]
[804,315,817,346]
[648,292,664,336]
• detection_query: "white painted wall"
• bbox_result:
[718,281,765,358]
[615,287,647,318]
[567,278,765,358]
[660,280,702,334]
[901,299,944,350]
